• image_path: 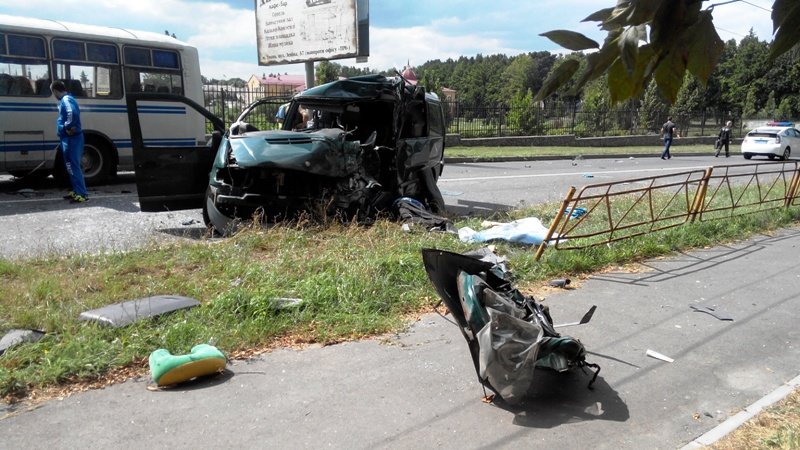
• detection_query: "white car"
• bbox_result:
[741,124,800,160]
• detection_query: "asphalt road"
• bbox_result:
[1,227,798,449]
[0,154,745,260]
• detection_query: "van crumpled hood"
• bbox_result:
[227,129,362,177]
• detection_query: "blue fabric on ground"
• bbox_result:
[458,217,557,245]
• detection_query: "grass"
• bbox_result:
[445,144,712,158]
[711,389,800,449]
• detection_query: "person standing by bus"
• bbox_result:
[51,80,88,203]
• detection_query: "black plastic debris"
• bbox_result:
[78,295,201,327]
[0,329,45,356]
[549,278,571,288]
[421,248,599,404]
[690,305,734,321]
[393,197,456,233]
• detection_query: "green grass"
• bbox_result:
[0,197,799,401]
[445,144,712,158]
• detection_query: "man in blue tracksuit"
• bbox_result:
[51,80,88,203]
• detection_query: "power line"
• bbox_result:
[706,0,772,13]
[740,0,773,13]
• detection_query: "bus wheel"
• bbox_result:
[81,137,114,186]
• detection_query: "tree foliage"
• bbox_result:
[535,0,800,104]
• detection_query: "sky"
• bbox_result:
[0,0,777,82]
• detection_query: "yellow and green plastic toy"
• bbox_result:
[149,344,227,387]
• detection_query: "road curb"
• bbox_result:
[681,373,800,449]
[443,153,711,164]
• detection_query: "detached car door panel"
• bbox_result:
[126,92,224,212]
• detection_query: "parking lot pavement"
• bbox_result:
[2,227,799,449]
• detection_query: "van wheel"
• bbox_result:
[782,147,791,161]
[743,153,752,160]
[81,137,114,185]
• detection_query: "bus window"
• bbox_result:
[0,33,49,97]
[53,38,122,99]
[123,46,183,95]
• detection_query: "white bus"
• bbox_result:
[0,14,206,184]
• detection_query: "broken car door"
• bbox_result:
[126,92,224,212]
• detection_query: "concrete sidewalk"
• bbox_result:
[2,228,799,449]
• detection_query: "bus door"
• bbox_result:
[2,130,48,175]
[126,92,224,212]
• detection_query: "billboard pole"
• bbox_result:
[305,61,314,90]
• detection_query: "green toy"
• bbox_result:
[149,344,226,387]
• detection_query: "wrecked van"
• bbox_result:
[126,74,446,233]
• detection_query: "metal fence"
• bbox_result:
[201,86,743,139]
[441,100,740,139]
[534,161,800,260]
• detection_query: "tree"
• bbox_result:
[506,89,542,135]
[536,0,800,104]
[638,79,670,133]
[315,60,339,85]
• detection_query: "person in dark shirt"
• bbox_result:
[715,121,733,157]
[660,116,678,160]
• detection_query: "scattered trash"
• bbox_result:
[554,305,597,328]
[149,343,226,387]
[563,207,587,218]
[401,223,411,232]
[458,217,558,246]
[182,219,200,226]
[549,278,571,288]
[78,295,201,327]
[0,329,45,356]
[14,188,36,196]
[269,297,303,310]
[463,246,510,278]
[583,173,594,178]
[690,305,733,321]
[421,248,599,403]
[646,349,674,363]
[572,155,583,166]
[584,401,604,416]
[394,197,455,233]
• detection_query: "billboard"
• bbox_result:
[255,0,369,66]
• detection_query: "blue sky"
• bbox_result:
[0,0,776,81]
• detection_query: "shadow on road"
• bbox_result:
[591,229,800,286]
[492,371,629,429]
[148,369,235,393]
[446,199,514,217]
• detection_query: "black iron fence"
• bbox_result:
[201,86,743,138]
[441,100,742,139]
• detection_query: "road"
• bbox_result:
[0,154,756,260]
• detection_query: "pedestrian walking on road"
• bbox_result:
[715,120,733,158]
[660,116,678,160]
[52,80,88,203]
